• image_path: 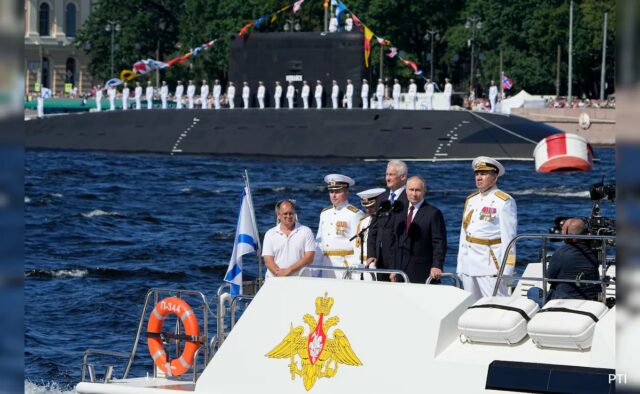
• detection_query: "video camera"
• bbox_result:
[549,177,616,239]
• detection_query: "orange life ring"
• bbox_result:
[147,296,200,377]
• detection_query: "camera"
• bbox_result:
[549,177,616,240]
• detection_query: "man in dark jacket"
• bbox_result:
[390,176,447,283]
[547,218,601,301]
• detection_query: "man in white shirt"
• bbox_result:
[375,79,385,109]
[345,79,354,109]
[107,85,116,111]
[122,82,130,111]
[134,82,142,110]
[344,14,353,31]
[242,81,250,109]
[257,81,266,109]
[175,80,184,109]
[263,200,316,278]
[443,78,452,110]
[95,85,103,112]
[212,80,222,109]
[274,81,282,109]
[489,80,498,113]
[301,80,310,109]
[227,82,236,109]
[392,79,401,109]
[407,79,417,110]
[314,80,323,109]
[200,80,209,109]
[286,81,295,109]
[331,80,339,109]
[360,79,369,109]
[145,81,154,110]
[424,79,434,110]
[187,80,196,109]
[160,80,169,109]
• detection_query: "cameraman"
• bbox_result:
[546,218,600,302]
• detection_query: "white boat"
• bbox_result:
[75,233,616,394]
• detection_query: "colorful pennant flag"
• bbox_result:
[335,1,347,23]
[502,75,513,90]
[293,0,304,13]
[119,70,137,81]
[387,47,398,58]
[239,21,254,37]
[364,27,374,68]
[400,58,423,75]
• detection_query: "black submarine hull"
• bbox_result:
[25,109,561,160]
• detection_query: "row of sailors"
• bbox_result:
[93,78,454,111]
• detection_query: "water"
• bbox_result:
[24,148,615,392]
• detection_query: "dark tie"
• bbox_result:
[406,205,414,233]
[390,192,396,205]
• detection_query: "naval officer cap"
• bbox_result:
[472,156,505,177]
[357,188,385,207]
[324,174,355,191]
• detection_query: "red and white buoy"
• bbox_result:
[533,133,593,172]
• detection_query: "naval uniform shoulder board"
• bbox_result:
[347,204,360,213]
[322,205,333,212]
[466,191,480,200]
[494,191,511,201]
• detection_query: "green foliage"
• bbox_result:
[76,0,615,97]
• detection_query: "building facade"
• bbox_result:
[24,0,94,95]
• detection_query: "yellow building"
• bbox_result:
[24,0,94,95]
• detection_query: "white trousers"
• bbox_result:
[147,98,153,110]
[228,97,235,109]
[176,96,183,109]
[287,97,293,108]
[459,273,509,302]
[347,96,353,109]
[426,94,433,110]
[243,97,249,109]
[302,97,309,109]
[274,96,281,109]
[362,97,368,109]
[332,96,338,109]
[96,99,102,111]
[201,97,209,109]
[408,95,416,110]
[490,97,497,112]
[135,98,141,110]
[161,96,167,109]
[315,96,322,109]
[214,97,221,109]
[188,96,194,109]
[393,95,400,109]
[376,95,383,109]
[444,95,451,110]
[122,97,129,110]
[258,97,265,109]
[109,98,115,111]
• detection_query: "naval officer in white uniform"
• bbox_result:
[456,156,517,300]
[350,188,386,280]
[315,174,365,278]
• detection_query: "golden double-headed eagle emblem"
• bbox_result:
[265,292,362,391]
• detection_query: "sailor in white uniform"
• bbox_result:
[227,82,236,109]
[392,79,401,109]
[122,82,130,111]
[424,79,434,110]
[286,81,295,109]
[174,81,184,109]
[257,81,266,109]
[186,80,195,109]
[242,82,250,109]
[349,188,386,281]
[274,81,282,109]
[360,79,369,109]
[36,92,44,118]
[407,79,417,110]
[134,82,142,110]
[456,156,517,300]
[345,79,354,109]
[160,81,169,109]
[315,174,365,279]
[314,80,323,109]
[443,78,452,110]
[200,80,209,109]
[331,80,339,109]
[375,79,385,109]
[489,80,498,112]
[301,80,310,109]
[107,85,116,111]
[95,85,103,112]
[213,80,222,109]
[145,81,154,110]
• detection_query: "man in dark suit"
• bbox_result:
[366,160,409,281]
[390,176,447,284]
